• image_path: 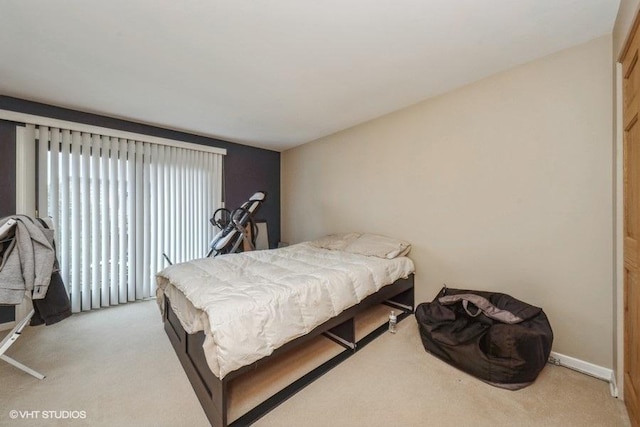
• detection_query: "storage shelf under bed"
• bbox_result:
[163,274,414,427]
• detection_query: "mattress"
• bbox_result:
[156,242,414,379]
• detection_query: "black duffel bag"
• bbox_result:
[415,286,553,390]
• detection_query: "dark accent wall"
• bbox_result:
[0,120,16,322]
[0,121,16,216]
[0,96,281,323]
[225,142,280,243]
[0,306,14,323]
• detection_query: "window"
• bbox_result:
[18,122,225,312]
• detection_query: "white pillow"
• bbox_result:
[308,232,361,251]
[343,233,411,259]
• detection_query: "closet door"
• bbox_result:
[622,18,640,427]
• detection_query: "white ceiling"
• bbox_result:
[0,1,620,152]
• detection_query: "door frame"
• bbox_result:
[615,59,624,400]
[618,9,640,421]
[618,61,628,402]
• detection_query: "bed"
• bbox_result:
[156,233,416,426]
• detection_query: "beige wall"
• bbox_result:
[282,35,614,368]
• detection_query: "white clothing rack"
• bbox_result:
[0,309,45,379]
[0,218,45,379]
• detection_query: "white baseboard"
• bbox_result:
[609,372,619,398]
[549,351,617,397]
[0,321,16,332]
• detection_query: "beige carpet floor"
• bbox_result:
[0,300,631,427]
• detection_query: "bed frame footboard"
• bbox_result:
[162,274,414,427]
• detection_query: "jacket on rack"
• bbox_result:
[30,218,71,326]
[0,215,57,304]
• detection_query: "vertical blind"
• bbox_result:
[27,124,224,313]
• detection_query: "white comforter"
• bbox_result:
[156,242,415,379]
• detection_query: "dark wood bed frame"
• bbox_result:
[162,274,414,427]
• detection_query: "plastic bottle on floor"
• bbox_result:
[389,311,397,334]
